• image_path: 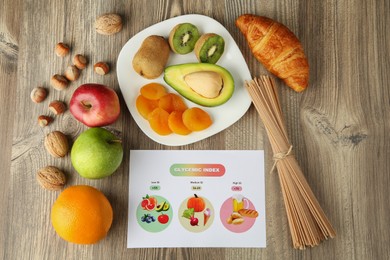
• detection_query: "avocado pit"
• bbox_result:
[163,63,234,107]
[184,71,223,99]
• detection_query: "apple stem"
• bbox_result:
[109,139,122,144]
[81,101,92,109]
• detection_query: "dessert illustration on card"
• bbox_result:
[220,194,258,233]
[136,194,173,232]
[178,194,214,232]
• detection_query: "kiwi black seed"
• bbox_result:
[194,33,225,64]
[168,23,200,54]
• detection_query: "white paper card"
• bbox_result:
[127,150,266,248]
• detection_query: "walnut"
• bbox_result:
[36,166,66,191]
[44,131,69,158]
[95,13,123,35]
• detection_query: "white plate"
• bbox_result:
[117,14,251,146]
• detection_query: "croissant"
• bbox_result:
[236,14,309,92]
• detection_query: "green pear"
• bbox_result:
[71,128,123,179]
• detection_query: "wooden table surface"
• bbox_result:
[1,0,389,259]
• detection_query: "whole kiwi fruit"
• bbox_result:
[132,35,170,79]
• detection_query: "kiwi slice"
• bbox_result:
[169,23,200,54]
[194,33,225,64]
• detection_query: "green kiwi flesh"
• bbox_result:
[195,33,225,64]
[169,23,200,54]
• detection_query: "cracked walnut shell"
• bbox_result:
[36,166,66,191]
[44,131,69,158]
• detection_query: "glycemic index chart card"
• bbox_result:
[127,150,266,248]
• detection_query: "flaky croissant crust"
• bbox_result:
[236,14,309,92]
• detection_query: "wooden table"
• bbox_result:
[1,0,389,259]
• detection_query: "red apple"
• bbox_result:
[70,83,120,127]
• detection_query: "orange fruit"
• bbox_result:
[51,185,113,244]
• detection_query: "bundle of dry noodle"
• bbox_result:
[245,76,336,249]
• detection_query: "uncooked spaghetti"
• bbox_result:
[245,76,336,249]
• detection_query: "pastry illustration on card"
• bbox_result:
[178,194,214,232]
[220,194,258,233]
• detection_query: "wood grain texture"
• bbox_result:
[0,0,21,257]
[0,0,389,259]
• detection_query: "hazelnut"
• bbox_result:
[94,62,110,75]
[64,65,80,81]
[55,42,70,57]
[95,13,123,35]
[73,54,88,70]
[44,131,69,158]
[49,100,66,115]
[38,115,53,127]
[30,87,47,103]
[36,166,66,191]
[50,74,69,90]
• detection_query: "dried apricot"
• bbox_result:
[148,108,172,135]
[182,107,212,131]
[168,111,192,135]
[136,95,159,119]
[158,93,187,113]
[140,83,167,100]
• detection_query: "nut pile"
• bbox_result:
[31,13,123,191]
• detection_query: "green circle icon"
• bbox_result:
[136,194,172,232]
[178,194,214,233]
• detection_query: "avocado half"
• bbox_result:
[163,63,234,107]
